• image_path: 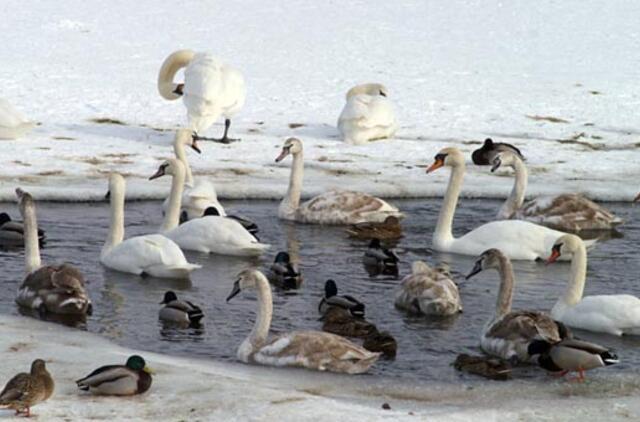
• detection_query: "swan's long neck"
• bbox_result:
[498,160,527,219]
[244,275,273,354]
[433,164,464,246]
[157,49,195,100]
[103,183,125,256]
[561,243,588,306]
[22,204,41,274]
[495,256,515,317]
[174,141,194,187]
[280,151,304,215]
[162,167,186,232]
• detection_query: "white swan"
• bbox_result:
[0,98,35,140]
[337,83,397,145]
[100,173,200,278]
[547,234,640,335]
[158,50,245,143]
[425,147,595,260]
[394,261,462,316]
[466,249,566,362]
[226,269,380,374]
[275,138,403,224]
[492,151,623,232]
[151,159,268,256]
[15,188,91,315]
[161,129,225,221]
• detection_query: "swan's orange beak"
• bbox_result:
[634,192,640,203]
[546,248,561,265]
[426,158,444,173]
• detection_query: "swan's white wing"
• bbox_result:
[341,95,396,128]
[101,234,191,274]
[184,53,224,103]
[299,189,402,224]
[558,295,640,334]
[0,98,28,127]
[395,271,461,315]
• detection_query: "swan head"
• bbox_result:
[466,248,505,279]
[547,234,583,264]
[346,83,389,99]
[426,147,464,173]
[490,151,521,173]
[149,158,185,180]
[275,138,303,162]
[175,129,201,154]
[226,269,266,302]
[15,188,35,214]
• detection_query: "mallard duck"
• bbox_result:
[267,252,302,290]
[453,353,511,381]
[321,306,377,338]
[362,239,399,269]
[471,138,523,165]
[76,355,153,395]
[159,291,204,326]
[346,216,402,242]
[528,339,619,381]
[318,279,365,318]
[363,329,397,359]
[0,359,54,417]
[0,212,45,247]
[202,207,259,239]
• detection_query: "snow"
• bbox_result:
[1,0,639,202]
[2,314,640,421]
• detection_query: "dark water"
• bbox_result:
[1,198,639,381]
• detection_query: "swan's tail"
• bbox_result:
[158,49,196,101]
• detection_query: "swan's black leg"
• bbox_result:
[193,119,240,144]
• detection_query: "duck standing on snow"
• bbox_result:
[267,251,302,290]
[159,291,204,327]
[337,83,397,145]
[471,138,523,165]
[76,355,152,395]
[0,98,36,140]
[0,212,45,247]
[0,359,54,417]
[395,260,462,316]
[158,50,245,143]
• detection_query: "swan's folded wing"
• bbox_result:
[103,234,188,274]
[184,54,224,102]
[570,295,640,331]
[487,311,560,342]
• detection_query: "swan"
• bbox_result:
[158,50,245,143]
[100,173,200,279]
[337,83,397,145]
[546,234,640,335]
[425,147,596,260]
[159,291,204,326]
[0,98,36,140]
[14,189,92,315]
[151,159,268,256]
[492,151,622,231]
[465,249,567,363]
[226,269,380,374]
[394,261,462,316]
[275,138,403,224]
[471,138,523,166]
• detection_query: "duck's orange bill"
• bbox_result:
[546,249,560,264]
[426,159,444,173]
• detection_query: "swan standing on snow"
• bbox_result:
[394,261,462,316]
[100,173,200,279]
[466,249,567,363]
[14,189,92,315]
[337,83,397,145]
[226,269,380,374]
[546,234,640,335]
[275,137,403,224]
[425,147,596,260]
[158,50,245,143]
[151,159,268,256]
[0,98,35,139]
[491,151,622,232]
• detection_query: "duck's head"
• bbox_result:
[274,251,291,264]
[0,212,10,225]
[149,158,184,180]
[426,147,464,173]
[275,138,303,162]
[346,83,388,99]
[174,128,201,154]
[226,269,264,302]
[491,151,521,173]
[160,291,178,304]
[368,238,381,249]
[527,340,552,357]
[466,249,505,279]
[16,188,35,214]
[203,206,221,217]
[547,234,583,264]
[482,138,494,149]
[126,355,153,374]
[324,279,338,298]
[30,359,47,375]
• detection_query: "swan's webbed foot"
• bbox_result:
[192,119,240,144]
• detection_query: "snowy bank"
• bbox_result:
[1,315,640,421]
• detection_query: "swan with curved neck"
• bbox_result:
[226,269,380,374]
[15,189,91,315]
[337,83,397,145]
[425,147,595,260]
[466,249,565,362]
[100,173,200,279]
[158,50,246,143]
[275,138,403,224]
[0,98,36,140]
[152,159,268,256]
[546,234,640,335]
[492,151,622,231]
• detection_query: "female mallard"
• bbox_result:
[0,212,45,247]
[159,291,204,326]
[76,355,152,395]
[0,359,54,417]
[318,279,365,318]
[346,216,402,241]
[267,252,302,290]
[321,306,376,338]
[394,261,462,316]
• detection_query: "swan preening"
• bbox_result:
[337,83,397,145]
[15,188,92,315]
[158,50,245,143]
[0,98,36,140]
[426,147,596,260]
[492,151,622,232]
[227,269,380,374]
[275,137,403,224]
[547,234,640,336]
[100,173,200,278]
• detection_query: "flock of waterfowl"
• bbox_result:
[1,49,640,416]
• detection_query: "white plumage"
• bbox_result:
[337,83,397,145]
[0,98,35,139]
